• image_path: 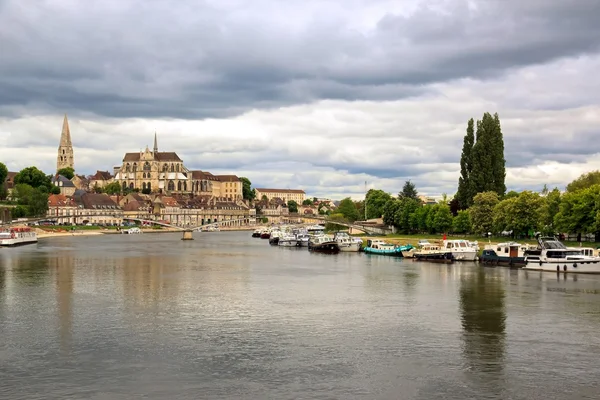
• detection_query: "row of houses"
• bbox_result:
[46,191,257,228]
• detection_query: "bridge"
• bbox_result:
[1,213,388,235]
[293,215,389,235]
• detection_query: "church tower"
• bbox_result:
[56,114,74,172]
[153,131,158,153]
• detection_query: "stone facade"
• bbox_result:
[112,134,242,199]
[51,175,76,196]
[89,170,113,189]
[254,188,306,203]
[57,114,74,172]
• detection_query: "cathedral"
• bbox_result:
[57,114,74,172]
[113,134,189,193]
[112,134,243,199]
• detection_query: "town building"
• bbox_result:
[89,170,114,190]
[3,171,17,198]
[112,134,243,199]
[57,114,74,172]
[47,194,78,224]
[71,174,89,191]
[254,188,306,203]
[51,175,76,196]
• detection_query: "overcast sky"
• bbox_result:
[1,0,599,199]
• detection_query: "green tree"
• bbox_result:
[566,170,600,192]
[491,113,506,196]
[504,190,519,199]
[287,200,298,213]
[12,205,27,218]
[382,199,400,226]
[14,183,34,205]
[141,187,151,195]
[394,198,421,233]
[539,188,561,234]
[470,191,499,234]
[14,166,52,190]
[469,113,506,198]
[555,185,600,234]
[57,167,75,180]
[453,210,472,234]
[50,186,61,195]
[0,162,8,188]
[103,181,122,195]
[354,200,365,221]
[336,197,359,222]
[456,118,475,209]
[410,204,431,232]
[239,177,256,201]
[399,180,419,200]
[302,199,313,206]
[493,191,542,236]
[28,189,49,217]
[325,213,347,231]
[365,189,392,219]
[432,204,453,233]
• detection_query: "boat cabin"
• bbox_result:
[366,239,394,249]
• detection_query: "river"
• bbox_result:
[1,231,600,399]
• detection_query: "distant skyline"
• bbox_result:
[1,0,600,199]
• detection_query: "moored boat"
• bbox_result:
[442,239,478,261]
[0,227,38,246]
[363,239,410,256]
[413,242,454,263]
[278,234,298,247]
[334,232,362,252]
[308,234,340,254]
[122,227,142,234]
[251,228,262,238]
[479,242,534,268]
[523,236,600,274]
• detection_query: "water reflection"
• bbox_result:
[13,256,50,286]
[49,254,74,353]
[459,268,506,375]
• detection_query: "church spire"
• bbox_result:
[57,113,74,172]
[153,131,158,153]
[60,114,72,147]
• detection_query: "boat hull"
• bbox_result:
[251,233,261,238]
[414,252,454,263]
[260,233,270,239]
[278,240,297,247]
[0,237,38,246]
[308,242,340,254]
[522,260,600,274]
[363,247,403,256]
[451,250,478,261]
[269,237,280,245]
[338,243,361,252]
[479,252,525,268]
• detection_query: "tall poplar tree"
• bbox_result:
[491,113,506,196]
[456,118,475,208]
[465,112,506,199]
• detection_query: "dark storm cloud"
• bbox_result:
[1,0,600,119]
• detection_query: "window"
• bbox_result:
[168,180,175,191]
[147,182,151,191]
[122,182,127,191]
[129,183,134,190]
[126,164,130,172]
[170,164,175,172]
[133,163,137,172]
[143,162,151,171]
[177,181,182,191]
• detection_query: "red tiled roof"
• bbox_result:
[48,194,75,207]
[191,170,219,180]
[91,170,112,180]
[215,175,240,182]
[255,188,305,194]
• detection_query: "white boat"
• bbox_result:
[442,239,478,261]
[523,236,600,274]
[278,234,298,247]
[306,225,325,235]
[295,231,310,247]
[334,232,361,252]
[122,227,142,234]
[0,227,38,246]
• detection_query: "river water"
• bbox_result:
[1,231,600,400]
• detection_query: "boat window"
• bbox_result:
[459,242,467,247]
[446,243,452,248]
[504,248,508,253]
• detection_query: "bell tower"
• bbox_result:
[57,114,74,172]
